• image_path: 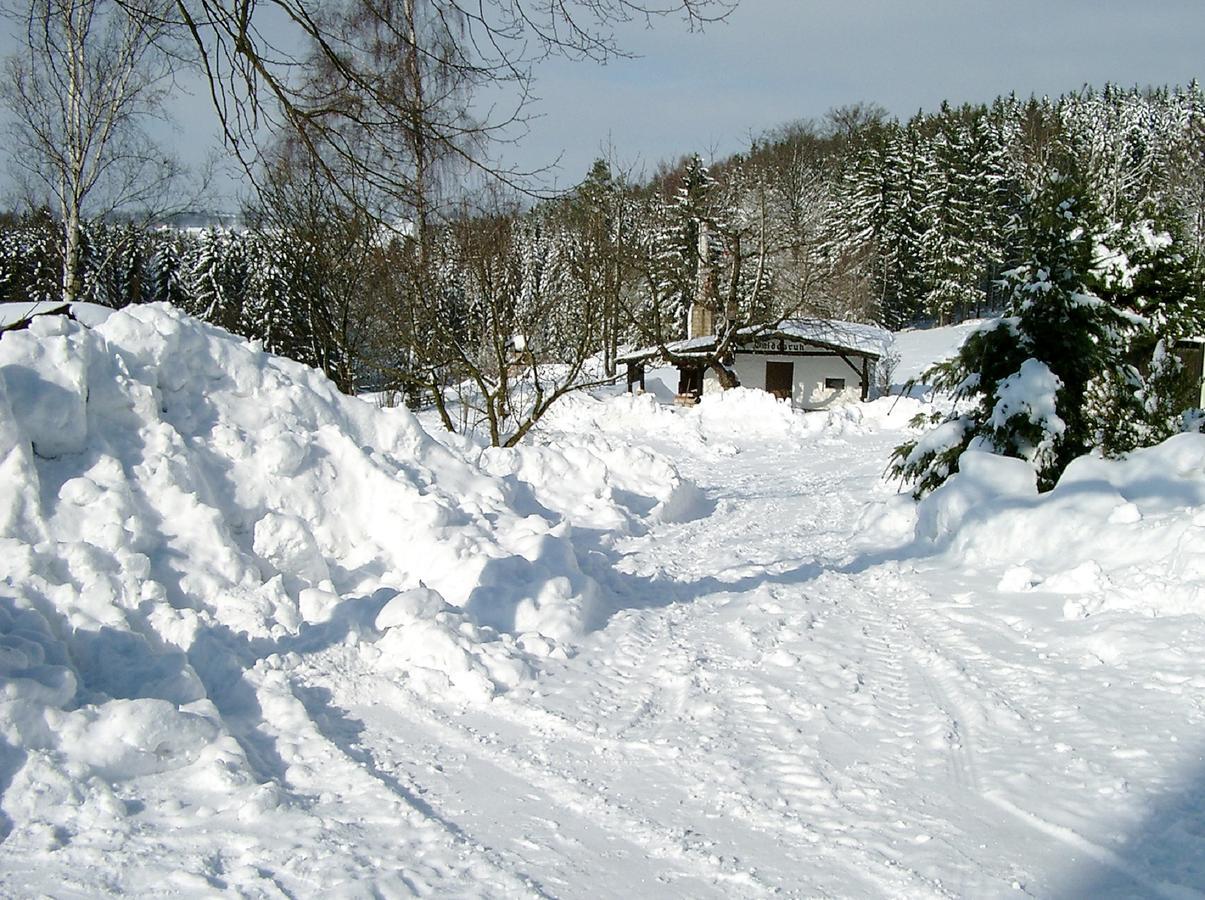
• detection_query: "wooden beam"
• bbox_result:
[625,362,645,393]
[835,351,866,379]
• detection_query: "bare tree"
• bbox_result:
[556,156,641,376]
[395,194,614,446]
[245,133,388,392]
[169,0,734,221]
[824,101,888,145]
[1,0,184,303]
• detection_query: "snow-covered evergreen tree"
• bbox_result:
[920,106,992,324]
[645,154,721,340]
[185,229,247,332]
[892,171,1136,494]
[0,214,61,305]
[1083,214,1205,453]
[823,120,923,328]
[81,222,146,308]
[146,230,194,308]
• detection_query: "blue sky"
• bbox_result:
[509,0,1205,187]
[3,1,1204,205]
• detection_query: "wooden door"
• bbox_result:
[765,360,793,400]
[677,366,704,400]
[1174,341,1204,406]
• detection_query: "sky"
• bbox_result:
[2,0,1204,206]
[515,0,1205,187]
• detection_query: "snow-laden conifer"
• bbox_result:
[892,170,1137,493]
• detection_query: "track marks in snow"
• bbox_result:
[214,659,541,897]
[986,792,1200,900]
[334,677,774,897]
[519,580,958,896]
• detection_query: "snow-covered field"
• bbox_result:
[2,304,1205,897]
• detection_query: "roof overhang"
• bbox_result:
[618,320,891,368]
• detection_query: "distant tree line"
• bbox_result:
[2,83,1204,446]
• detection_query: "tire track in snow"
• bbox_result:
[620,430,1007,893]
[240,662,544,897]
[287,676,558,899]
[345,679,775,897]
[550,582,956,896]
[679,647,954,897]
[985,792,1200,900]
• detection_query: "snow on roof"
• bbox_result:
[771,319,894,357]
[618,318,894,365]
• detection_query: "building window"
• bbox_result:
[824,377,846,390]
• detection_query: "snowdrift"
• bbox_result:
[481,434,709,533]
[540,383,922,457]
[908,436,1205,617]
[0,305,706,815]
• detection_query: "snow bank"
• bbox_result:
[481,434,709,533]
[543,386,923,461]
[2,306,611,643]
[0,303,677,820]
[913,435,1205,617]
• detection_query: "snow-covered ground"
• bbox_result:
[2,304,1205,897]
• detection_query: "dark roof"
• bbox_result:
[618,319,894,366]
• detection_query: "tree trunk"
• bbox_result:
[62,210,82,303]
[709,359,739,389]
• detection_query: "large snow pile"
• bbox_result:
[0,305,707,824]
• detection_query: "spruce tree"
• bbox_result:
[1084,213,1205,453]
[920,106,988,324]
[892,170,1133,494]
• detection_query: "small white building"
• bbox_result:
[620,319,894,410]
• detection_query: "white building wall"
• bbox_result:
[730,353,866,409]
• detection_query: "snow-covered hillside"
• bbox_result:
[2,308,1204,897]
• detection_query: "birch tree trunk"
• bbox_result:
[2,0,180,305]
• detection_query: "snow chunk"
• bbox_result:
[253,512,333,595]
[54,698,218,780]
[374,586,530,702]
[480,435,709,534]
[375,585,452,629]
[0,316,95,457]
[989,359,1065,447]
